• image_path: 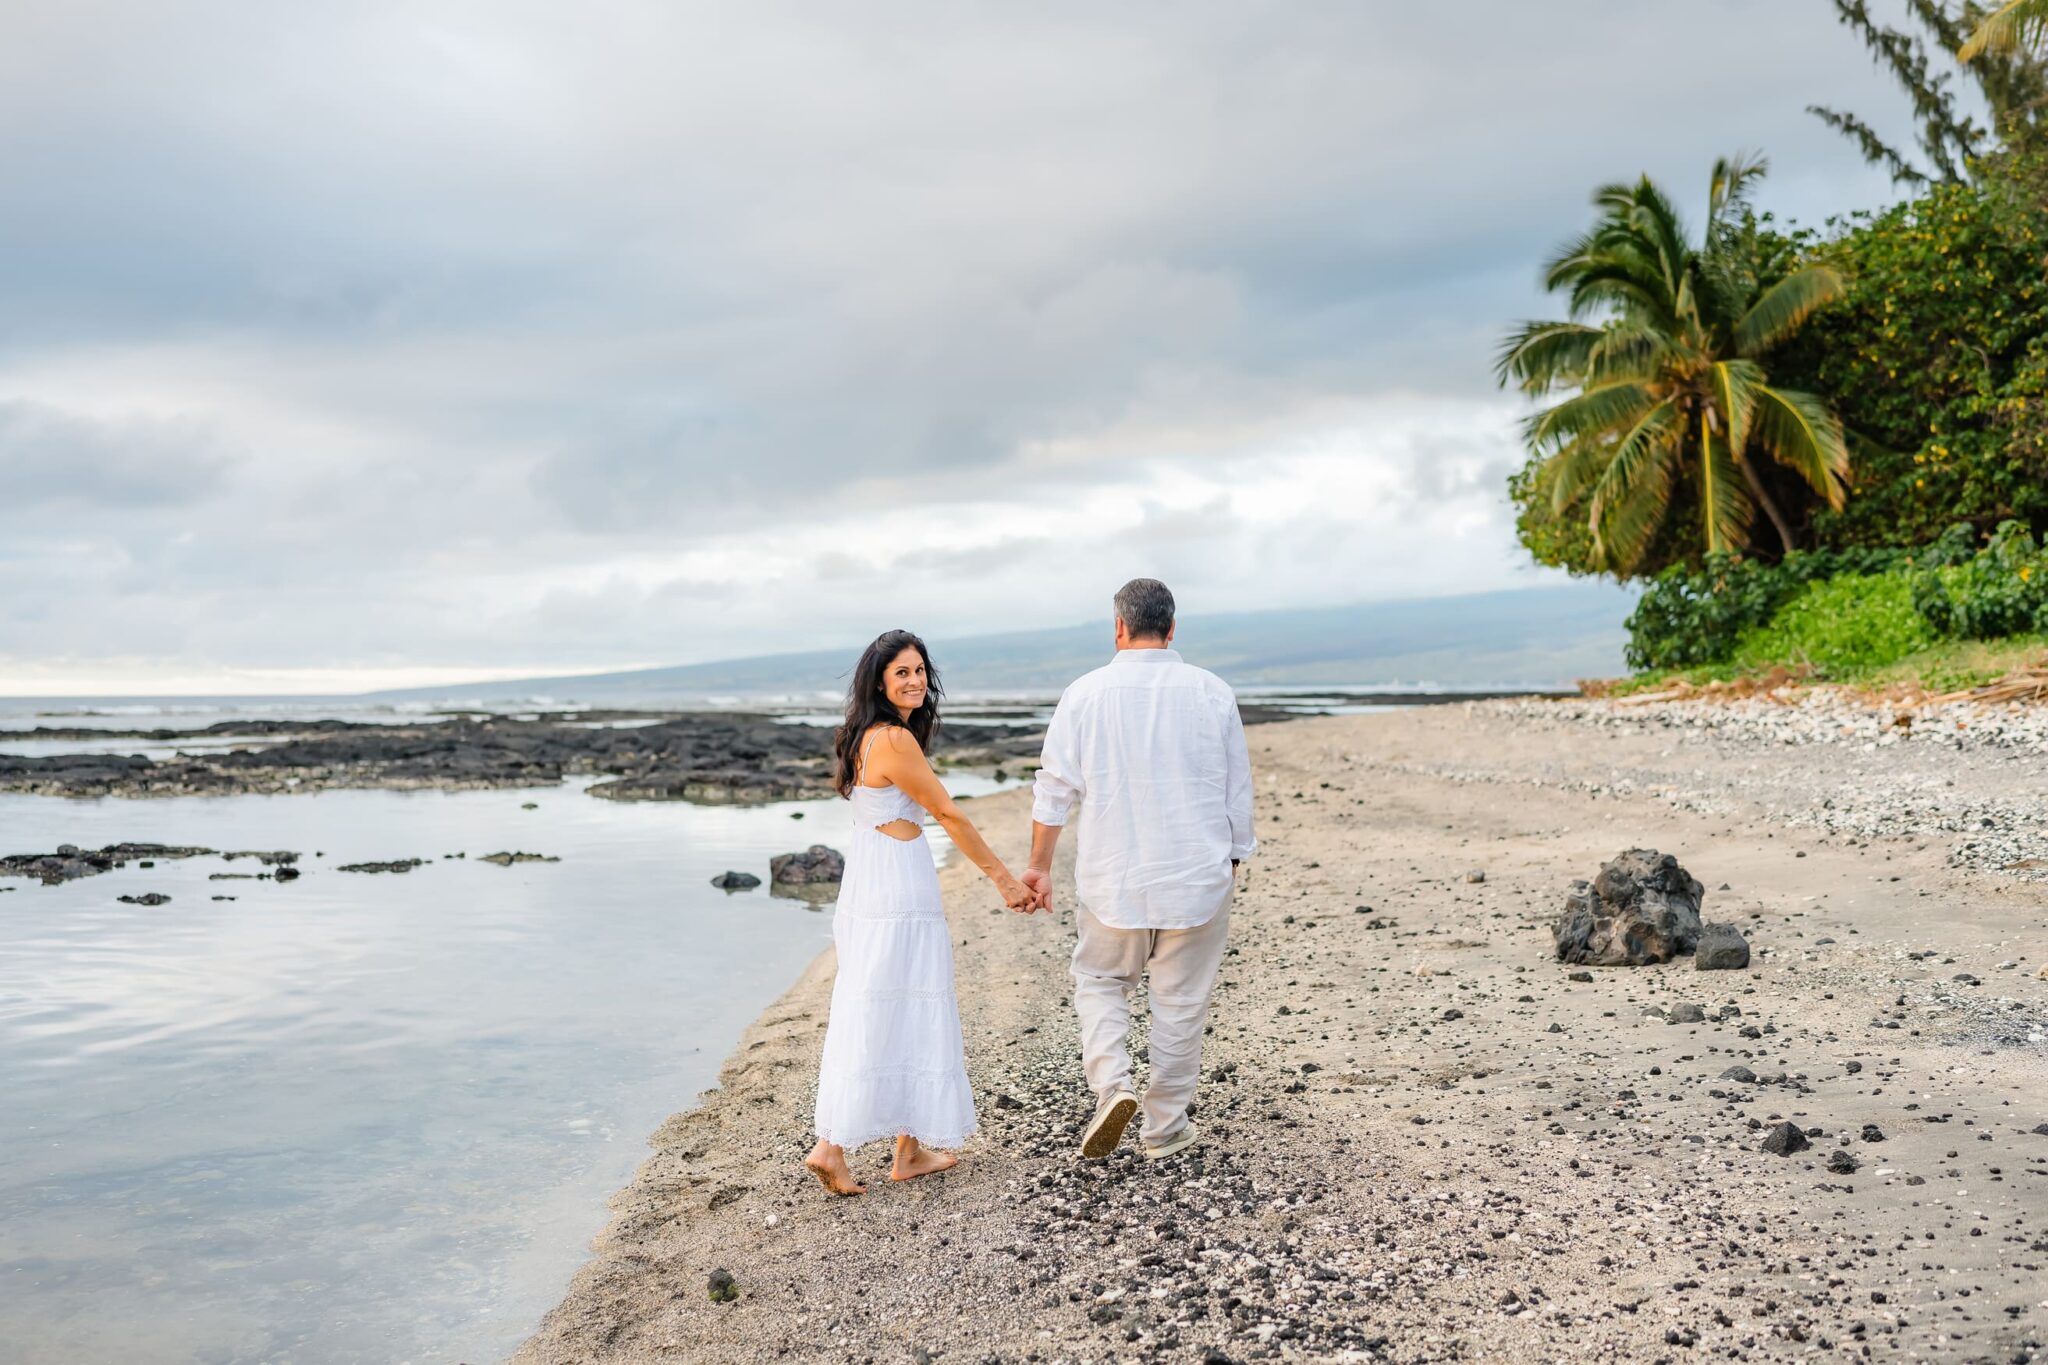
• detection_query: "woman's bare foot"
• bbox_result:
[890,1136,958,1181]
[804,1141,866,1196]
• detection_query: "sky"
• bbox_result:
[0,1,1953,695]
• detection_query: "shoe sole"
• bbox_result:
[1143,1128,1198,1161]
[1080,1095,1138,1159]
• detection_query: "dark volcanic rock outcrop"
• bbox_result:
[1,843,217,884]
[1553,848,1705,966]
[0,713,1050,805]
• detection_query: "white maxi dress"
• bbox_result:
[812,736,978,1150]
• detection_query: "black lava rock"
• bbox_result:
[1695,922,1751,970]
[1553,849,1705,966]
[1761,1121,1810,1156]
[707,1268,738,1303]
[770,845,845,885]
[710,870,762,890]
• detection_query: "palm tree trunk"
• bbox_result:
[1734,446,1798,556]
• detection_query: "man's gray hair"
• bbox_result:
[1113,578,1176,640]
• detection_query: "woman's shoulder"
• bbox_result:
[867,722,925,756]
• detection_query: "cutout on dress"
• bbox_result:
[875,818,923,841]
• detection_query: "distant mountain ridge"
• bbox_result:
[368,583,1633,703]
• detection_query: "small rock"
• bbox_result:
[1567,971,1593,983]
[478,851,560,866]
[1760,1121,1810,1156]
[707,1268,738,1303]
[1719,1066,1757,1084]
[117,892,171,906]
[1464,869,1486,884]
[1861,1124,1886,1143]
[1668,1004,1706,1024]
[1827,1149,1858,1175]
[770,845,845,885]
[1695,922,1751,971]
[336,859,426,874]
[273,866,301,882]
[710,871,762,890]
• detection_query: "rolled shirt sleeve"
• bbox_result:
[1031,692,1083,826]
[1222,691,1257,862]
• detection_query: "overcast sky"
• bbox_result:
[0,1,1945,694]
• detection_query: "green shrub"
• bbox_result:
[1912,520,2048,639]
[1731,573,1936,677]
[1624,546,1907,670]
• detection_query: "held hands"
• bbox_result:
[995,871,1039,914]
[1019,867,1054,914]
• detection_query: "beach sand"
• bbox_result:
[515,705,2047,1363]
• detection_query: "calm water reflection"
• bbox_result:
[0,776,996,1363]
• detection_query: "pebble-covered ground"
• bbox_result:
[516,704,2048,1365]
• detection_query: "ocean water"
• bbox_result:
[0,764,1006,1364]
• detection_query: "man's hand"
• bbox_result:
[1020,867,1054,913]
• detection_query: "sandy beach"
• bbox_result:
[516,701,2047,1364]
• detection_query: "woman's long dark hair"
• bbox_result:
[832,629,943,797]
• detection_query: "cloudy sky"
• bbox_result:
[0,1,1945,694]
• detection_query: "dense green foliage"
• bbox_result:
[1624,522,2046,674]
[1912,520,2048,636]
[1622,542,1934,670]
[1770,173,2048,552]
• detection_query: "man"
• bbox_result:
[1019,578,1256,1161]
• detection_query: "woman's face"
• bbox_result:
[881,646,929,714]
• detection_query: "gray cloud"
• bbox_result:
[0,1,1955,687]
[0,401,234,509]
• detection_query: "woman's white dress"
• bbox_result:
[811,744,978,1150]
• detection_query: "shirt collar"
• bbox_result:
[1113,648,1182,664]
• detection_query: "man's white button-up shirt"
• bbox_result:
[1030,648,1257,930]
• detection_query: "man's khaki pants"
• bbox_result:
[1071,902,1231,1145]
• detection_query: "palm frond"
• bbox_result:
[1525,381,1656,454]
[1711,359,1766,458]
[1753,385,1853,508]
[1495,320,1604,392]
[1709,151,1770,226]
[1587,405,1685,571]
[1583,323,1684,384]
[1733,266,1848,356]
[1961,0,2048,61]
[1698,430,1757,557]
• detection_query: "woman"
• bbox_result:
[804,629,1036,1195]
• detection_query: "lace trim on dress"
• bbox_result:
[815,1123,978,1151]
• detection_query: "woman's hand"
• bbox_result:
[995,871,1036,913]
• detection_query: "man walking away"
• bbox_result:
[1019,578,1256,1161]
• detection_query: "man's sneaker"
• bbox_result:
[1080,1090,1138,1159]
[1142,1123,1199,1161]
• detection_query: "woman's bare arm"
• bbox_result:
[870,727,1035,911]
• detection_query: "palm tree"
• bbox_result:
[1496,156,1852,574]
[1962,0,2048,59]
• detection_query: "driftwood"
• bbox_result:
[1930,666,2048,706]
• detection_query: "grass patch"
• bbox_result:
[1728,573,1934,677]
